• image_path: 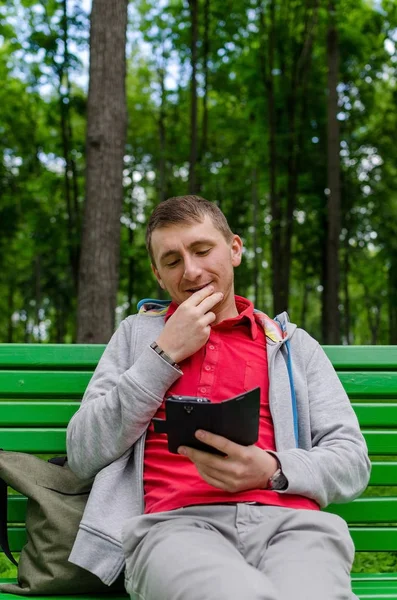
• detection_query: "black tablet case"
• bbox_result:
[152,387,260,454]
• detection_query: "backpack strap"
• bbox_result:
[273,314,299,447]
[0,475,18,566]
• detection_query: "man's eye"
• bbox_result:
[167,259,180,267]
[197,249,210,256]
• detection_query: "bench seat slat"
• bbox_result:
[352,574,397,582]
[352,585,397,599]
[0,585,128,600]
[13,496,397,526]
[326,498,397,523]
[352,574,397,584]
[351,527,397,551]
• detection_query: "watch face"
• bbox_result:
[270,469,288,491]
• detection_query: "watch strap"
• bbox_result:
[150,342,180,370]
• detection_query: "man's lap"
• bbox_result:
[122,504,356,600]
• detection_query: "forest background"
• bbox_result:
[1,0,397,346]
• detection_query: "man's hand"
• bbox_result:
[178,430,279,493]
[156,286,223,364]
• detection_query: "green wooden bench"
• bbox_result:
[0,343,396,600]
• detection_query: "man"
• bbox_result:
[67,195,370,600]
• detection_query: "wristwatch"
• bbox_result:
[267,468,288,491]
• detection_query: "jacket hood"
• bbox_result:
[272,310,298,341]
[137,298,170,316]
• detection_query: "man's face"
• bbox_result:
[150,215,243,317]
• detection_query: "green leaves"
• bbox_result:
[0,0,396,343]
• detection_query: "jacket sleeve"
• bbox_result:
[273,337,371,508]
[66,316,182,479]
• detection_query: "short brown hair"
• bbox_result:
[146,195,234,264]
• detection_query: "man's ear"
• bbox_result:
[151,263,165,289]
[231,235,243,267]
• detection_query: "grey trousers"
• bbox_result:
[122,504,357,600]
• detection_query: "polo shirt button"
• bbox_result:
[209,345,215,350]
[205,365,211,371]
[199,387,207,394]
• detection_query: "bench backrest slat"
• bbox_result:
[369,461,397,485]
[350,528,397,552]
[0,402,78,425]
[352,403,397,426]
[0,428,67,453]
[0,372,92,398]
[0,344,105,368]
[323,345,397,368]
[363,430,397,454]
[3,371,396,398]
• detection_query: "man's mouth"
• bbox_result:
[185,283,212,293]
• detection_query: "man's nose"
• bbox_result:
[183,256,202,280]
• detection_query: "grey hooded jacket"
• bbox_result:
[66,308,370,586]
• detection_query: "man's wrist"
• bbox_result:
[150,341,180,370]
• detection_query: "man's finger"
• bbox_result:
[178,430,241,461]
[197,292,224,314]
[195,468,228,491]
[186,285,215,306]
[195,430,242,455]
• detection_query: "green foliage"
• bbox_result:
[0,0,397,342]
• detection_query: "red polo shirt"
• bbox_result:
[143,296,319,514]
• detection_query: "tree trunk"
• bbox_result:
[35,255,42,343]
[281,0,319,312]
[258,0,281,315]
[55,293,66,343]
[389,255,397,344]
[60,0,80,291]
[320,206,328,344]
[7,279,14,343]
[342,236,351,344]
[188,0,198,193]
[252,167,260,306]
[127,194,135,311]
[281,84,298,313]
[363,283,381,345]
[77,0,128,343]
[325,0,341,343]
[300,283,310,331]
[197,0,210,193]
[158,52,167,203]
